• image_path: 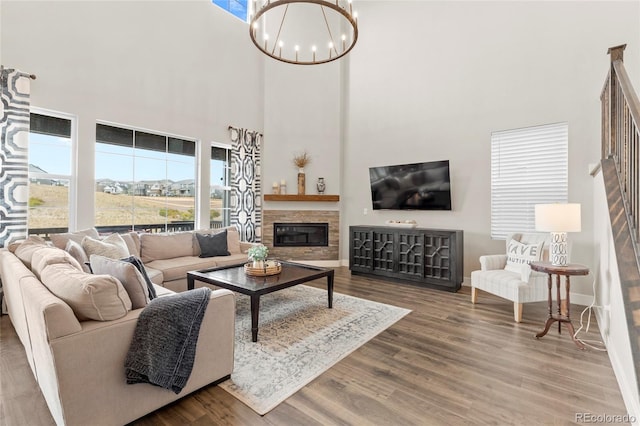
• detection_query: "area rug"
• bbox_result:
[218,284,411,415]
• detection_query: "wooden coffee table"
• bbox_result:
[187,261,334,342]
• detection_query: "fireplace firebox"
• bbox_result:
[274,223,329,247]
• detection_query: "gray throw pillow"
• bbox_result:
[196,230,230,258]
[89,255,150,309]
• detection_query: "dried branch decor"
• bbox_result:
[293,151,311,169]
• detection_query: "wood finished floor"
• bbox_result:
[0,267,628,425]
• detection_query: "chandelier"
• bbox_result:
[249,0,359,65]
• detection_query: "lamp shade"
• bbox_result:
[534,203,581,232]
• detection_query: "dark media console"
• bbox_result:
[349,225,463,292]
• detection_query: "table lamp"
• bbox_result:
[534,203,581,266]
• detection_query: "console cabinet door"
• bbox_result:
[423,231,453,285]
[395,230,424,280]
[371,229,395,274]
[349,227,372,273]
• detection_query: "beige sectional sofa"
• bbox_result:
[0,227,253,426]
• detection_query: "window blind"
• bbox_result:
[490,122,568,239]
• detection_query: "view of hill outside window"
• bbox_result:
[95,123,197,233]
[211,144,231,227]
[28,112,74,233]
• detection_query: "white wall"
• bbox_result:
[1,0,264,230]
[261,58,343,212]
[3,0,640,294]
[342,1,640,297]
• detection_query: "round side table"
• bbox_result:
[530,261,589,350]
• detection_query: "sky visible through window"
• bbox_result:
[213,0,248,21]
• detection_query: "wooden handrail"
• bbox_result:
[601,44,640,257]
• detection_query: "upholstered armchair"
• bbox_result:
[470,233,550,322]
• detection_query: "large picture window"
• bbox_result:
[28,110,75,234]
[95,123,197,233]
[491,122,568,239]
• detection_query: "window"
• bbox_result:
[28,110,76,233]
[210,144,232,228]
[95,123,197,233]
[491,122,568,239]
[212,0,249,21]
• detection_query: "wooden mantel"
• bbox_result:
[263,194,340,202]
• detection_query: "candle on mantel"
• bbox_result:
[280,179,287,194]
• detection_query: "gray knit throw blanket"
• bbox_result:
[125,287,211,394]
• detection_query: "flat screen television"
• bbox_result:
[369,160,452,210]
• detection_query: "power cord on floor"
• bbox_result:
[573,277,607,351]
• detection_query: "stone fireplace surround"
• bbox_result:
[262,210,339,261]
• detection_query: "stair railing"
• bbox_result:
[601,44,640,255]
[600,43,640,405]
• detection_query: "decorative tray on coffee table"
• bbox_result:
[244,261,282,277]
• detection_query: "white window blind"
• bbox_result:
[491,122,568,239]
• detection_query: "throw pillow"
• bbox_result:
[65,239,91,273]
[193,226,241,255]
[40,262,132,321]
[120,232,141,258]
[82,233,130,259]
[90,255,150,309]
[196,230,230,258]
[120,255,158,301]
[31,246,84,280]
[504,239,544,281]
[49,228,100,250]
[12,236,50,269]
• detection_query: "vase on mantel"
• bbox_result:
[297,168,306,195]
[316,177,326,194]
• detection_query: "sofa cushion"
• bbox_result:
[65,239,91,273]
[144,266,164,285]
[13,236,50,269]
[90,255,150,309]
[145,256,220,282]
[140,232,194,263]
[82,233,130,259]
[213,253,249,267]
[194,226,241,255]
[49,228,100,250]
[31,246,83,280]
[40,262,132,321]
[196,230,230,258]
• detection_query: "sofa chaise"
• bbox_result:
[0,226,253,425]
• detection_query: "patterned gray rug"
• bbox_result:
[219,284,411,415]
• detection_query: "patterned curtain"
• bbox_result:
[229,126,262,243]
[0,67,32,247]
